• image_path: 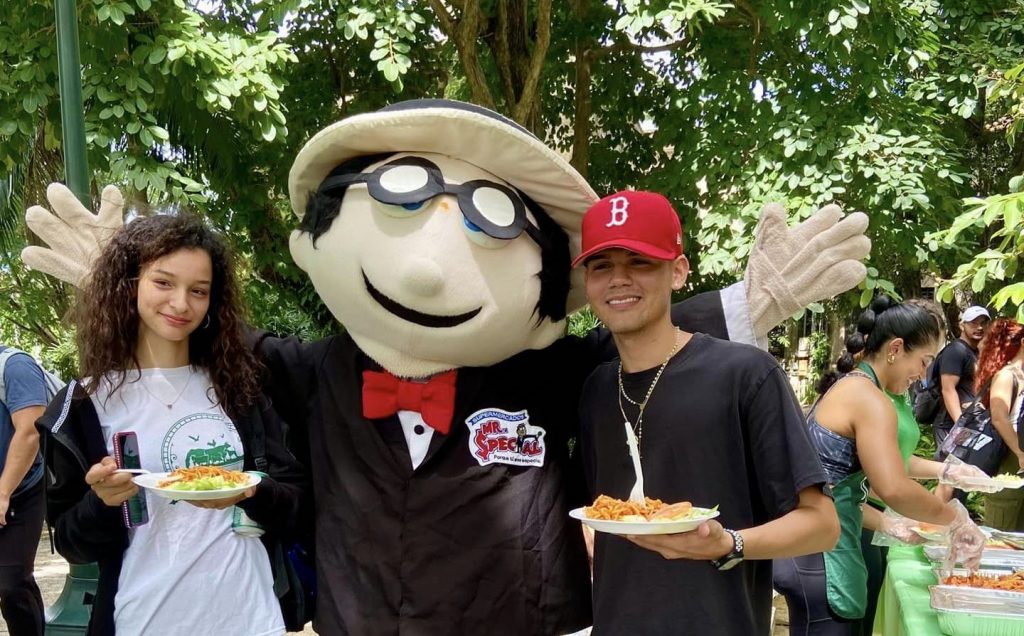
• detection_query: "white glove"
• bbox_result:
[22,183,125,287]
[745,203,871,336]
[939,454,1000,493]
[943,499,986,571]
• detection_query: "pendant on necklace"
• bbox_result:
[166,404,172,410]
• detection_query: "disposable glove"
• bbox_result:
[745,203,871,336]
[939,454,1000,493]
[873,509,926,546]
[22,183,124,287]
[943,499,986,571]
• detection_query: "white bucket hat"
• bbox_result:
[288,99,598,312]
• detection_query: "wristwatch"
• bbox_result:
[711,528,744,571]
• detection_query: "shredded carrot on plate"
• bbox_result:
[157,466,249,489]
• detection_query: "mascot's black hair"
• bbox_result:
[299,154,571,324]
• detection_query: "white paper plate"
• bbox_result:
[133,471,260,501]
[569,506,720,535]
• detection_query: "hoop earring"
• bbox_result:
[201,314,211,330]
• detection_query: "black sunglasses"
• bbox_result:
[319,157,548,248]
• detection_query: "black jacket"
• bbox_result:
[35,380,310,636]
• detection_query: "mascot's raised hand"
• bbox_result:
[21,182,124,287]
[744,202,870,339]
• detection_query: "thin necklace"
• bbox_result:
[617,330,682,459]
[139,369,194,410]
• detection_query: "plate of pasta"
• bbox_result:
[569,495,720,535]
[133,466,260,501]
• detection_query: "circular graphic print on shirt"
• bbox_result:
[160,413,244,472]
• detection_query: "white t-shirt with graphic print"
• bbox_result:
[90,366,284,636]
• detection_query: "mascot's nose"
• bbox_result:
[400,257,446,298]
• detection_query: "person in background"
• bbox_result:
[36,214,307,636]
[0,346,49,636]
[974,318,1024,530]
[931,305,991,501]
[577,190,840,636]
[774,297,986,636]
[934,307,991,447]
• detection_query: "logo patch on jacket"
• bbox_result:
[466,408,545,467]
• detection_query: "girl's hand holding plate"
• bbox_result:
[186,486,256,510]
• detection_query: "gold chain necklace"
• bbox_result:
[616,330,682,459]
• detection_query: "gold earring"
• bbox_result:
[887,352,896,364]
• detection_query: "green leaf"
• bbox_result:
[137,0,152,9]
[840,15,858,30]
[971,269,988,293]
[148,46,167,64]
[859,287,872,307]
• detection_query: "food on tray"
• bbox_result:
[157,466,251,491]
[942,570,1024,591]
[583,495,711,522]
[986,539,1017,550]
[993,473,1024,484]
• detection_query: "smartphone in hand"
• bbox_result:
[113,432,149,528]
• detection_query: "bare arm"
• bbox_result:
[907,455,945,480]
[740,486,839,558]
[855,393,955,525]
[941,373,964,423]
[625,486,839,560]
[862,503,883,532]
[0,405,44,525]
[989,370,1022,458]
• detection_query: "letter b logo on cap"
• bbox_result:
[606,196,629,227]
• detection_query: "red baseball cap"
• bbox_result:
[572,190,684,267]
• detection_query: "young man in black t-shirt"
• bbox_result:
[932,305,990,501]
[575,191,839,635]
[933,306,991,446]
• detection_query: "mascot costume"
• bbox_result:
[24,99,869,635]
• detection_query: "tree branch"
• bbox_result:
[512,0,552,124]
[456,1,497,109]
[426,0,456,36]
[570,0,593,176]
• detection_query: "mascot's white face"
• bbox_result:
[289,152,567,378]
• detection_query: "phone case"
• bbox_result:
[113,432,149,528]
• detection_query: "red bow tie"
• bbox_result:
[362,369,458,435]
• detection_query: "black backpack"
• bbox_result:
[911,340,969,424]
[246,401,317,632]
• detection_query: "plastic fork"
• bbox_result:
[622,419,645,503]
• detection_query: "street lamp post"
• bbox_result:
[48,1,98,633]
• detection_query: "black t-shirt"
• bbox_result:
[579,333,828,636]
[934,339,978,428]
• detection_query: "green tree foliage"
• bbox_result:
[929,10,1024,320]
[4,0,1024,365]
